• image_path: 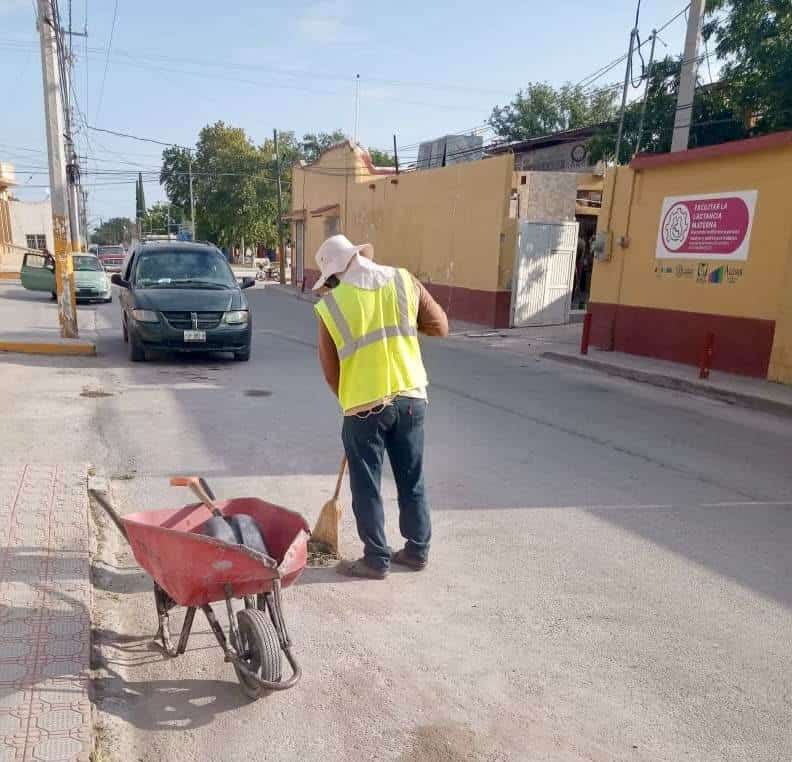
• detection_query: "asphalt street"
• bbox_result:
[2,281,791,761]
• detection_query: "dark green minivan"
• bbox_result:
[112,241,254,362]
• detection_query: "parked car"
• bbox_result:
[20,251,112,303]
[97,244,126,272]
[20,251,56,298]
[72,254,112,302]
[112,241,254,362]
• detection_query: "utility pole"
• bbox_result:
[635,30,658,156]
[37,0,78,337]
[614,26,639,164]
[79,186,88,246]
[59,14,82,254]
[671,0,706,152]
[273,129,287,285]
[188,149,196,240]
[393,134,399,174]
[353,74,360,144]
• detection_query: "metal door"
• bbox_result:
[294,220,304,286]
[20,252,56,293]
[511,221,579,327]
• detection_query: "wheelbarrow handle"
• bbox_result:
[170,476,221,516]
[88,489,130,544]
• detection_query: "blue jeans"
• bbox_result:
[341,397,431,572]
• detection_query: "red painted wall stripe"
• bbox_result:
[589,302,775,378]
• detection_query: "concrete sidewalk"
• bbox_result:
[0,283,97,357]
[0,464,92,762]
[542,346,792,418]
[445,321,792,417]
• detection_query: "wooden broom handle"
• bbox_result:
[332,457,347,501]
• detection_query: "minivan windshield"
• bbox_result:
[134,249,236,289]
[72,255,103,272]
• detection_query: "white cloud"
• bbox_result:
[296,1,367,45]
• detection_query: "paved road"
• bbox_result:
[2,282,791,761]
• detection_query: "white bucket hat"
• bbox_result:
[313,234,373,291]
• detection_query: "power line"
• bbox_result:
[87,124,188,148]
[93,0,117,122]
[576,2,691,90]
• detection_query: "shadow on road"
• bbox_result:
[93,665,249,730]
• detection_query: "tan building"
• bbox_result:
[591,130,792,384]
[290,141,586,327]
[289,142,518,326]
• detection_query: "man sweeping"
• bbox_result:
[313,234,448,579]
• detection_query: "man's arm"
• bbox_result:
[412,276,449,337]
[317,319,340,396]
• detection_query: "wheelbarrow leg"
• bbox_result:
[264,580,293,651]
[201,604,229,653]
[154,584,179,657]
[176,607,196,655]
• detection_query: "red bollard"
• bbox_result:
[580,312,593,355]
[699,331,715,379]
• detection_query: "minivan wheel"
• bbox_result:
[129,333,145,362]
[234,347,251,362]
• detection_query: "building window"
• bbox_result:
[324,216,339,238]
[26,234,47,251]
[520,175,527,185]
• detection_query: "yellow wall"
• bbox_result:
[291,144,515,293]
[768,236,792,382]
[592,140,792,382]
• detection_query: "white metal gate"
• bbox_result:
[511,220,579,327]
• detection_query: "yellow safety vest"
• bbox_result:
[315,268,428,412]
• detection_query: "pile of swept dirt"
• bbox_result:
[307,540,339,567]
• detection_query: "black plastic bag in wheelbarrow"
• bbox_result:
[171,476,272,557]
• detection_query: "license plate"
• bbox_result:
[183,330,206,342]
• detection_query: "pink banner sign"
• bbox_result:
[656,190,757,261]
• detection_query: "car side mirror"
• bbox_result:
[111,273,129,288]
[240,277,255,289]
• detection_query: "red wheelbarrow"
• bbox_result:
[90,476,310,699]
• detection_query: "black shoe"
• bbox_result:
[391,549,428,571]
[336,558,388,580]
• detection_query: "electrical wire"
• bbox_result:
[93,0,117,123]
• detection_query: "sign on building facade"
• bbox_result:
[655,190,758,261]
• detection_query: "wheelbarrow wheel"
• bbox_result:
[234,608,282,699]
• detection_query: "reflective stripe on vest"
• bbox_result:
[322,269,417,361]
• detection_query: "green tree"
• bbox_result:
[159,146,191,221]
[703,0,792,133]
[135,173,147,221]
[159,123,304,250]
[489,83,617,141]
[587,57,747,164]
[142,202,179,235]
[300,130,346,162]
[367,147,395,166]
[90,217,134,245]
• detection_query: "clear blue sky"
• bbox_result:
[0,0,692,226]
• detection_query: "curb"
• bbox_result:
[542,351,792,418]
[0,339,96,356]
[268,283,319,304]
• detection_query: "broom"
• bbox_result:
[310,456,347,558]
